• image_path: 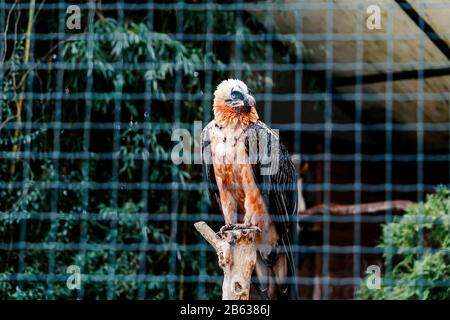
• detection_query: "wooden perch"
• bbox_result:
[194,221,260,300]
[301,200,414,216]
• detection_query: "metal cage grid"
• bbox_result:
[0,0,449,300]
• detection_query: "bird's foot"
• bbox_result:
[218,223,261,237]
[235,224,262,234]
[218,224,235,236]
[230,223,252,230]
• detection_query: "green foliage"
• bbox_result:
[359,186,450,300]
[64,19,203,102]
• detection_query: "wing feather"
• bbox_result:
[245,120,298,277]
[201,123,222,212]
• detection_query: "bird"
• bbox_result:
[201,79,298,299]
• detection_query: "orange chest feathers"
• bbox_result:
[209,123,266,216]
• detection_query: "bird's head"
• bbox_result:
[213,79,258,126]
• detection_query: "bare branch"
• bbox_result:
[1,0,19,63]
[0,115,17,133]
[301,200,415,216]
[194,221,223,252]
[194,221,260,300]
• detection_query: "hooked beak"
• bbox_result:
[243,94,256,112]
[226,88,256,112]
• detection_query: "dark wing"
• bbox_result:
[245,120,298,271]
[201,124,222,212]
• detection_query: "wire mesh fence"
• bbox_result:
[0,0,450,300]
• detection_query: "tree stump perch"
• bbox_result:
[194,221,260,300]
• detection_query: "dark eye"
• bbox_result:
[231,91,244,100]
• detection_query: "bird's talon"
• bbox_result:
[219,224,234,235]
